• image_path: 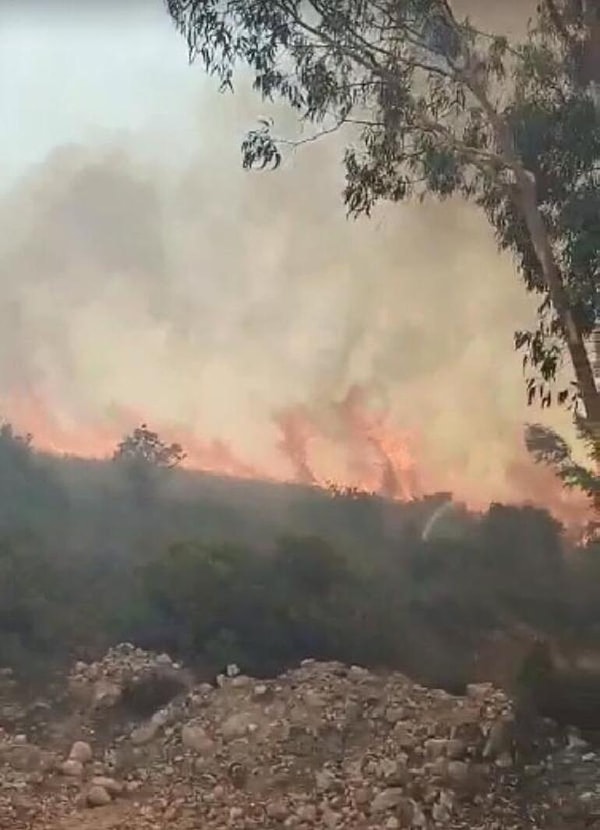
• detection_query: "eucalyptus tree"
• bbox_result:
[165,0,600,492]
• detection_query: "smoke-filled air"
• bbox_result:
[0,0,587,526]
[5,4,600,826]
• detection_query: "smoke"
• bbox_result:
[0,0,586,518]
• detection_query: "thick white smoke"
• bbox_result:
[0,0,583,514]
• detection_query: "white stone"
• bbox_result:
[86,785,112,807]
[69,741,93,764]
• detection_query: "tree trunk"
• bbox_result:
[515,173,600,522]
[516,173,600,423]
[580,1,600,89]
[462,40,600,438]
[573,1,600,514]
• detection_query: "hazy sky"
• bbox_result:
[0,1,202,182]
[0,0,582,513]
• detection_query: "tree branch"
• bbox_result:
[544,0,578,50]
[452,50,600,424]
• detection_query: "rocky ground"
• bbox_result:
[0,645,599,830]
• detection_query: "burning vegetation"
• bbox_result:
[0,380,591,535]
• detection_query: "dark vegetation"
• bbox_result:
[1,421,599,697]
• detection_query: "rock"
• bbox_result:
[467,683,494,699]
[496,751,514,768]
[425,738,448,759]
[370,787,406,813]
[131,721,160,746]
[181,724,215,754]
[385,706,405,724]
[353,787,371,807]
[344,700,362,723]
[4,743,46,772]
[315,769,339,792]
[567,728,588,750]
[433,789,454,822]
[430,755,449,777]
[0,647,564,830]
[86,785,112,807]
[59,759,84,777]
[349,665,370,679]
[304,689,327,708]
[446,760,470,786]
[71,643,192,718]
[163,804,180,821]
[228,761,248,788]
[253,683,269,698]
[378,758,409,785]
[90,776,123,796]
[92,680,121,708]
[412,802,428,827]
[221,712,255,740]
[446,761,486,799]
[322,806,340,827]
[447,738,467,760]
[266,799,289,820]
[231,675,252,688]
[432,799,452,822]
[69,740,93,764]
[212,784,226,801]
[296,804,317,822]
[151,708,171,727]
[483,716,514,760]
[392,722,415,749]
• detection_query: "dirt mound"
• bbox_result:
[0,647,597,829]
[68,643,193,713]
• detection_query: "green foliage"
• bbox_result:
[137,535,360,671]
[112,425,187,537]
[0,535,88,677]
[525,419,600,500]
[525,418,600,537]
[0,422,596,687]
[274,534,349,597]
[165,0,600,418]
[0,423,67,536]
[479,503,566,617]
[113,424,186,470]
[143,542,251,642]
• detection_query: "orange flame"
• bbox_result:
[335,385,420,500]
[273,407,318,485]
[7,390,117,458]
[0,385,593,535]
[176,431,261,480]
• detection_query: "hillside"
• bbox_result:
[0,424,600,734]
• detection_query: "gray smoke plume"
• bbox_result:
[0,0,583,512]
